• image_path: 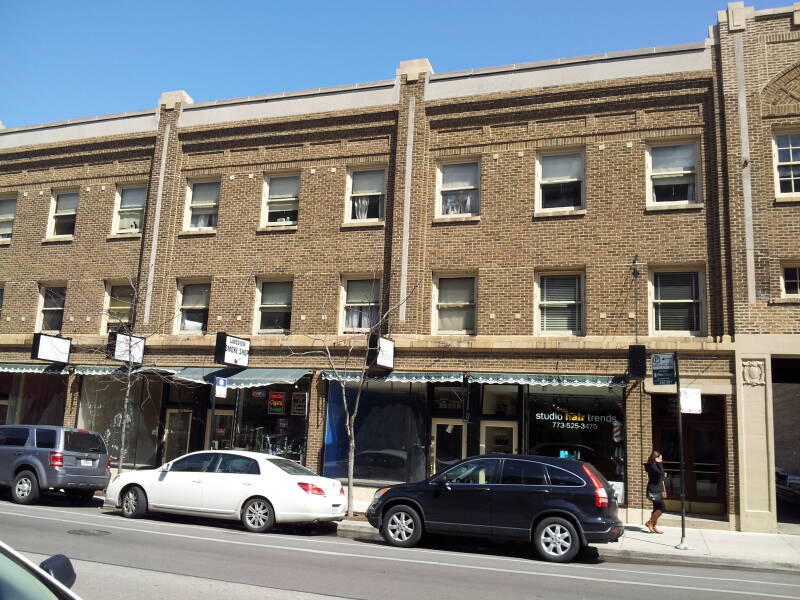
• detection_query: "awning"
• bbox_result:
[322,370,463,383]
[171,367,310,388]
[467,373,627,388]
[134,366,183,375]
[0,363,67,375]
[73,365,128,376]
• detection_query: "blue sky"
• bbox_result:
[0,0,790,128]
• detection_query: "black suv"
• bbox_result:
[366,454,622,562]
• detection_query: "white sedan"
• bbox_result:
[105,450,346,532]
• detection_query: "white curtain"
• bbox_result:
[352,196,371,220]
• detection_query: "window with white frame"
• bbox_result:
[783,265,800,297]
[652,271,702,334]
[538,274,583,335]
[263,175,300,226]
[107,284,135,332]
[774,133,800,196]
[115,186,146,233]
[435,276,475,334]
[0,197,16,240]
[342,278,380,331]
[537,153,584,211]
[258,281,292,332]
[0,286,4,313]
[647,143,699,205]
[40,286,66,333]
[347,170,385,222]
[186,182,220,230]
[50,192,78,237]
[178,283,210,333]
[438,162,479,217]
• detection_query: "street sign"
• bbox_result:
[215,377,228,398]
[680,387,702,414]
[652,353,676,385]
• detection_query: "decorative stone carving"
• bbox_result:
[742,360,766,386]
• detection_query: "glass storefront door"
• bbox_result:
[430,418,466,475]
[480,420,518,454]
[163,408,192,463]
[205,409,234,450]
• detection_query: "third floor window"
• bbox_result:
[0,196,16,241]
[116,187,146,233]
[438,162,479,217]
[50,192,78,237]
[187,182,219,230]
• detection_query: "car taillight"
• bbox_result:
[49,452,63,467]
[340,486,345,495]
[582,464,608,507]
[106,457,112,471]
[297,482,326,496]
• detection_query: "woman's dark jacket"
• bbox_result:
[644,461,665,495]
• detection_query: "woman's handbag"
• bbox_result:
[647,490,662,502]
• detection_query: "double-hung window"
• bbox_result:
[647,143,699,206]
[258,281,292,332]
[40,286,66,333]
[116,187,146,233]
[347,170,385,222]
[264,176,300,226]
[178,283,210,333]
[0,286,4,313]
[107,285,135,332]
[50,192,78,237]
[0,197,16,241]
[652,271,702,335]
[438,162,479,217]
[187,182,219,230]
[343,279,380,332]
[782,266,800,297]
[537,153,584,211]
[538,274,583,335]
[435,276,475,334]
[774,133,800,197]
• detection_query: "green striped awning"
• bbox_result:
[322,371,463,383]
[467,372,627,388]
[0,363,68,375]
[134,366,184,375]
[172,367,310,388]
[73,365,129,376]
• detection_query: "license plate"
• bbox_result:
[81,459,92,467]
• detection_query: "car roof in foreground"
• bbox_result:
[463,454,587,468]
[186,449,297,462]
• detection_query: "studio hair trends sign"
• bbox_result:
[214,332,250,367]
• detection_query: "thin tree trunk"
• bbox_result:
[347,428,355,516]
[116,372,134,476]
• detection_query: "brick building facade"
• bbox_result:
[0,2,797,531]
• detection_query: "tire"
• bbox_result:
[533,516,581,563]
[241,497,275,533]
[380,504,423,548]
[66,489,96,506]
[120,486,147,518]
[12,470,40,505]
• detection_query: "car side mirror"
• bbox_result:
[160,463,170,472]
[432,475,449,488]
[39,554,76,589]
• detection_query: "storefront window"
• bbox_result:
[527,387,626,504]
[78,375,162,469]
[18,374,66,425]
[235,386,308,463]
[482,384,518,417]
[324,381,427,484]
[0,373,12,424]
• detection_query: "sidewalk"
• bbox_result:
[335,519,800,572]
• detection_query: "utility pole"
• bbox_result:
[674,352,690,550]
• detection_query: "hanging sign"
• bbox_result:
[291,392,307,416]
[31,333,71,364]
[652,353,676,385]
[215,377,228,399]
[366,333,394,371]
[107,332,145,364]
[680,387,702,414]
[268,391,285,414]
[214,332,250,367]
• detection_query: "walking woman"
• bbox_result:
[644,450,667,533]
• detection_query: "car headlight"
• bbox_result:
[373,487,390,499]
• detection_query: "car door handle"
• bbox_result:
[191,479,202,483]
[477,487,492,492]
[14,451,23,456]
[532,489,550,493]
[242,482,253,486]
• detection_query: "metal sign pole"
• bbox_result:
[674,351,690,550]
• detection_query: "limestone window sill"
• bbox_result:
[340,221,385,229]
[533,209,586,218]
[178,229,217,238]
[0,240,10,246]
[768,297,800,305]
[42,236,74,244]
[432,215,481,224]
[775,195,800,204]
[107,232,142,241]
[645,203,704,213]
[257,225,298,233]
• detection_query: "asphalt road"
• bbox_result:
[1,494,799,600]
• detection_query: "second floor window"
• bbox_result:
[775,134,800,196]
[264,176,300,225]
[539,274,583,335]
[0,197,16,240]
[259,281,292,332]
[783,266,800,297]
[188,182,219,230]
[439,162,479,216]
[348,170,385,222]
[648,143,698,205]
[436,276,475,334]
[538,153,584,210]
[51,192,78,237]
[343,279,380,331]
[179,283,210,332]
[652,271,701,334]
[107,285,135,332]
[40,286,66,333]
[0,287,4,313]
[116,187,146,233]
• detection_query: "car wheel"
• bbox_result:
[241,498,275,533]
[12,470,40,505]
[121,486,147,518]
[381,504,423,548]
[66,490,96,506]
[533,516,581,563]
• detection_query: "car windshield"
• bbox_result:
[268,458,318,476]
[64,431,106,454]
[0,547,63,600]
